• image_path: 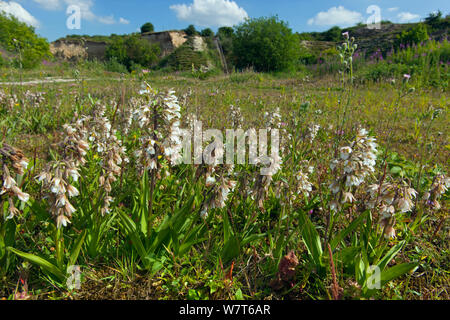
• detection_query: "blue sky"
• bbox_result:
[0,0,448,41]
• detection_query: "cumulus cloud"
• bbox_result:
[31,0,61,10]
[387,7,399,12]
[307,6,363,27]
[119,17,129,24]
[0,1,39,27]
[397,12,420,23]
[170,0,248,27]
[31,0,126,25]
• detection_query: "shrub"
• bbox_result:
[396,23,429,47]
[106,34,160,71]
[201,28,214,37]
[105,57,128,73]
[233,16,301,72]
[184,25,198,36]
[0,12,51,69]
[321,26,342,42]
[217,27,234,38]
[141,22,154,34]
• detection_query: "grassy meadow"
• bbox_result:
[0,19,449,300]
[1,64,448,300]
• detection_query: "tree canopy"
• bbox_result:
[232,16,300,72]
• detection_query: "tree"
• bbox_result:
[140,22,154,34]
[396,23,429,47]
[217,27,234,38]
[321,26,341,41]
[184,25,198,36]
[424,10,445,30]
[201,28,214,37]
[0,12,51,68]
[106,34,160,71]
[232,16,300,72]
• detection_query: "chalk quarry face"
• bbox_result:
[50,31,206,61]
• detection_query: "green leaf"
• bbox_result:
[7,247,65,281]
[377,240,405,271]
[118,210,150,268]
[330,211,368,250]
[68,230,87,268]
[298,209,323,268]
[235,288,244,300]
[380,262,418,286]
[222,236,240,263]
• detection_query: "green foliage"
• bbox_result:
[218,27,234,38]
[424,10,449,30]
[201,28,214,37]
[105,57,128,73]
[233,16,301,72]
[184,25,198,36]
[105,34,160,71]
[396,24,429,47]
[358,39,449,88]
[158,39,210,71]
[0,12,51,69]
[322,26,342,42]
[141,22,155,34]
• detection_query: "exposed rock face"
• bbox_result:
[51,31,207,61]
[192,36,206,52]
[141,31,189,57]
[50,40,107,61]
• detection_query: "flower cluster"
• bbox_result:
[200,164,236,218]
[0,90,18,110]
[250,155,282,210]
[422,174,449,210]
[84,104,128,215]
[365,180,417,238]
[306,124,320,143]
[329,128,378,212]
[228,105,244,127]
[264,107,282,130]
[0,144,30,219]
[133,84,183,173]
[295,162,314,199]
[23,90,45,108]
[36,121,89,228]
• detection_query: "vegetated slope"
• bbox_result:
[304,19,449,56]
[158,36,222,72]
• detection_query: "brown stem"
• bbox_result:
[327,243,341,300]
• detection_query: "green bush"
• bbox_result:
[233,16,300,72]
[105,57,128,73]
[184,25,198,36]
[141,22,155,34]
[0,12,51,69]
[201,28,214,37]
[396,23,429,47]
[106,34,160,71]
[321,26,342,42]
[0,52,5,67]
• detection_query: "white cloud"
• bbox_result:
[98,15,115,24]
[170,0,248,27]
[64,0,95,21]
[119,17,129,24]
[31,0,61,10]
[307,6,363,27]
[32,0,120,24]
[397,12,420,23]
[387,7,399,12]
[0,1,39,27]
